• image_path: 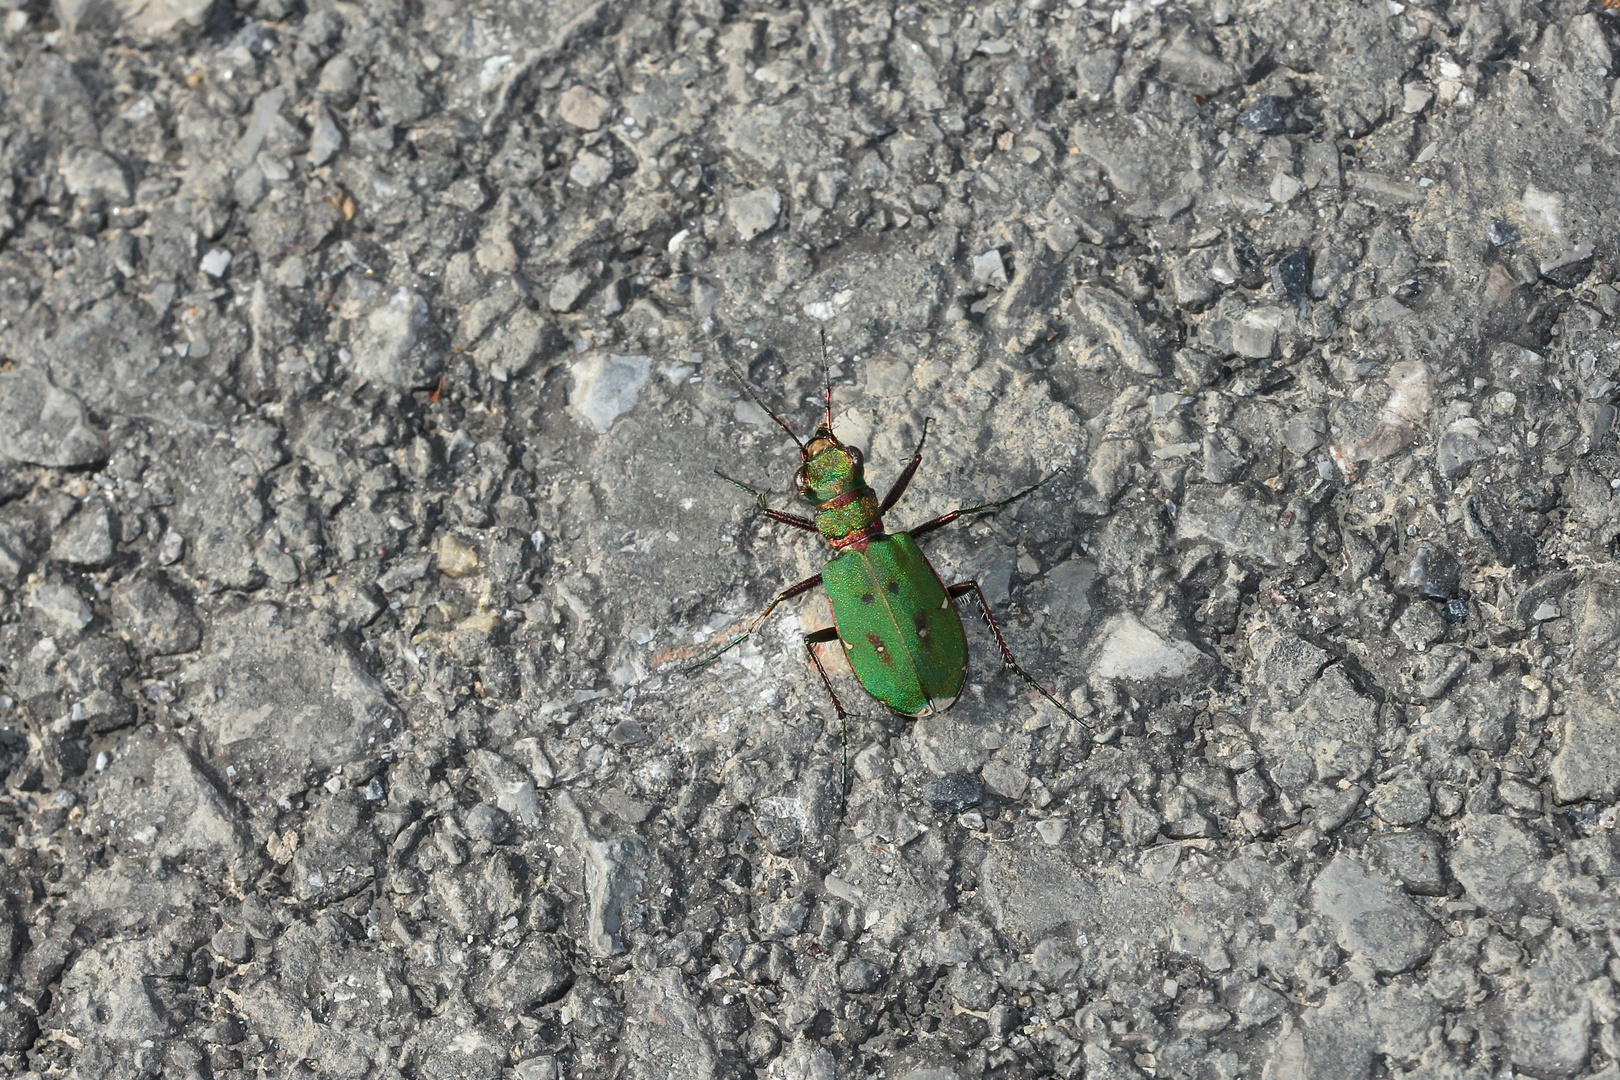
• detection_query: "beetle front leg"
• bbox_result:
[878,417,932,514]
[714,470,819,533]
[947,580,1087,727]
[907,469,1065,540]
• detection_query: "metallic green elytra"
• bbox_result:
[688,358,1084,766]
[823,533,967,716]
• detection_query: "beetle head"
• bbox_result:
[795,425,866,503]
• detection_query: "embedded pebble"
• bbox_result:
[728,186,782,241]
[556,85,611,130]
[570,354,652,432]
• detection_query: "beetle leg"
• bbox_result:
[906,469,1065,540]
[803,626,850,803]
[947,580,1088,727]
[715,469,819,532]
[878,417,932,514]
[684,573,824,672]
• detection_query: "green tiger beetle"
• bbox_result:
[688,357,1085,786]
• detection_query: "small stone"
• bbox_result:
[569,151,613,188]
[1070,286,1160,376]
[158,528,186,566]
[1397,543,1460,600]
[1230,308,1282,359]
[1157,29,1237,94]
[31,582,94,631]
[1281,408,1327,455]
[1169,253,1219,310]
[607,719,650,747]
[556,85,611,130]
[317,55,359,101]
[728,187,781,241]
[570,353,652,433]
[476,939,567,1016]
[351,289,435,388]
[1178,1006,1232,1034]
[1497,777,1542,813]
[1231,983,1287,1029]
[61,147,130,203]
[1370,776,1431,826]
[1118,789,1162,847]
[1272,248,1311,307]
[120,0,211,35]
[470,749,540,824]
[437,533,480,578]
[1237,95,1290,135]
[1551,687,1620,803]
[1402,83,1435,114]
[971,249,1008,288]
[51,504,115,567]
[923,774,983,813]
[1310,854,1440,974]
[1437,429,1493,479]
[1031,938,1079,983]
[210,928,252,963]
[1269,170,1303,204]
[110,576,202,656]
[1540,245,1596,289]
[199,248,232,278]
[1089,613,1204,680]
[464,803,515,844]
[1488,221,1521,246]
[1034,818,1066,846]
[981,760,1029,801]
[1451,814,1545,913]
[549,269,592,313]
[308,105,343,166]
[1368,830,1447,896]
[0,368,107,468]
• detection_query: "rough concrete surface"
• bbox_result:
[0,0,1618,1077]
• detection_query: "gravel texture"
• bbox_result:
[1,0,1619,1078]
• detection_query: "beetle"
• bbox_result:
[688,360,1084,769]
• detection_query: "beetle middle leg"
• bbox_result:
[907,469,1064,540]
[686,573,823,671]
[947,580,1087,727]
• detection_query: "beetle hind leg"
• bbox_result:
[804,626,851,807]
[947,580,1088,728]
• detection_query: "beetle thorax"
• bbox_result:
[799,440,883,549]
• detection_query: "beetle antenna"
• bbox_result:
[724,357,805,453]
[818,328,834,431]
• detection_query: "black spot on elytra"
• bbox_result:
[886,581,901,595]
[914,611,932,646]
[861,592,874,604]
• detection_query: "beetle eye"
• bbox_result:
[847,447,863,469]
[794,466,811,497]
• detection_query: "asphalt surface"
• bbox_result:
[1,0,1619,1078]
